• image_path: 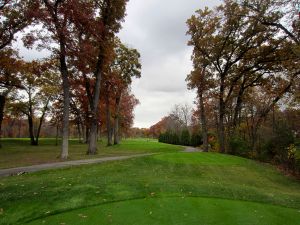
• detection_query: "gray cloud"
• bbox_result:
[119,0,221,127]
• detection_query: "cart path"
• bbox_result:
[0,153,155,177]
[183,146,203,152]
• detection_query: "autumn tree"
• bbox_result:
[9,59,60,145]
[80,0,129,154]
[0,48,23,147]
[110,38,141,145]
[0,0,37,49]
[117,90,139,138]
[239,0,299,46]
[186,66,212,152]
[35,0,80,158]
[69,83,87,144]
[63,0,128,154]
[150,116,174,138]
[186,0,298,152]
[29,0,128,157]
[103,77,114,146]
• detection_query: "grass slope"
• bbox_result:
[0,143,300,224]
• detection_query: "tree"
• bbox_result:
[191,132,203,147]
[33,0,128,157]
[181,129,191,146]
[0,48,23,147]
[118,90,139,137]
[186,65,212,152]
[0,0,37,49]
[110,38,141,145]
[150,116,173,138]
[64,0,129,154]
[36,0,77,158]
[167,103,193,134]
[186,0,299,153]
[103,78,114,146]
[240,0,299,46]
[9,59,60,145]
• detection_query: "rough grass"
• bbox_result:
[0,138,182,169]
[1,149,300,225]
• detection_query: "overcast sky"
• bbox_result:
[118,0,221,128]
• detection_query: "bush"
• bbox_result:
[180,129,191,146]
[171,133,180,145]
[191,133,203,147]
[228,136,250,157]
[294,148,300,173]
[208,133,219,152]
[262,122,294,164]
[159,131,180,145]
[158,133,164,143]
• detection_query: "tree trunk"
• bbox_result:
[55,123,59,146]
[76,121,83,143]
[251,128,258,153]
[218,76,226,153]
[44,1,71,159]
[18,120,21,138]
[0,95,5,148]
[59,43,70,160]
[87,45,105,155]
[84,124,89,144]
[198,88,208,152]
[70,100,84,143]
[98,125,101,141]
[35,98,50,145]
[232,86,245,134]
[113,94,121,145]
[105,92,113,146]
[28,115,37,145]
[88,122,98,154]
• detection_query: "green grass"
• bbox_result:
[153,152,251,165]
[1,148,300,225]
[27,197,300,225]
[0,138,182,169]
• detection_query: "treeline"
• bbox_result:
[0,0,141,158]
[159,130,202,147]
[151,103,203,146]
[185,0,300,173]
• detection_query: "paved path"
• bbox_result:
[0,153,154,178]
[183,147,203,152]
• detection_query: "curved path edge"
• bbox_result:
[0,153,155,178]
